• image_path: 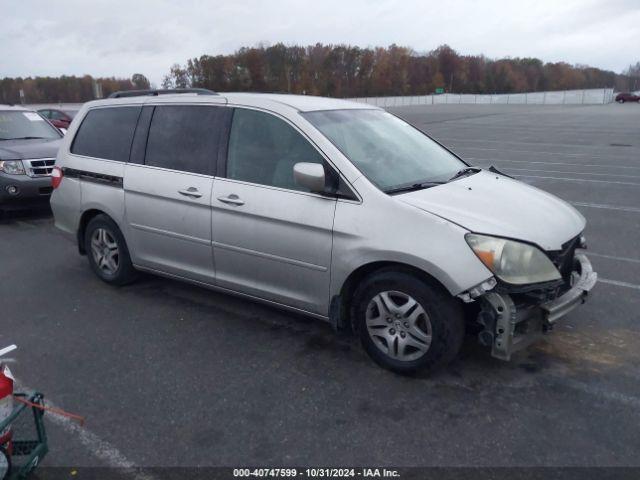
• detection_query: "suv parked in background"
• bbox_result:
[50,89,596,373]
[38,108,79,131]
[0,105,62,213]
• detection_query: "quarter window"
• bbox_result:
[227,108,324,191]
[71,107,140,162]
[144,105,224,175]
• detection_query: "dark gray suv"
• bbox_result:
[0,105,62,213]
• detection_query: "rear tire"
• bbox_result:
[84,214,137,286]
[352,269,465,374]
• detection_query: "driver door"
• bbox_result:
[211,108,337,315]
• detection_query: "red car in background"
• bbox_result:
[615,92,640,103]
[37,108,78,129]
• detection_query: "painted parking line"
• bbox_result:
[513,174,640,186]
[464,157,640,170]
[435,137,640,151]
[588,252,640,264]
[451,145,638,160]
[598,278,640,290]
[15,379,156,480]
[547,376,640,409]
[570,202,640,213]
[430,126,640,138]
[500,167,640,179]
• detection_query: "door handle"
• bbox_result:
[217,194,245,206]
[178,187,202,198]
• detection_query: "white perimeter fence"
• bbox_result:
[346,88,614,107]
[27,88,615,111]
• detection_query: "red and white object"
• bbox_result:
[51,166,63,189]
[51,167,64,190]
[0,345,16,447]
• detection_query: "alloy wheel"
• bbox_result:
[90,228,120,275]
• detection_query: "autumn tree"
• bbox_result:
[161,64,189,89]
[131,73,150,89]
[0,75,139,103]
[1,45,630,104]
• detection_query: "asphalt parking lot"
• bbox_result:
[1,103,639,472]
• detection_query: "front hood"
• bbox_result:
[0,138,62,160]
[398,170,585,251]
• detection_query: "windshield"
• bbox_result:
[0,111,61,140]
[304,109,466,192]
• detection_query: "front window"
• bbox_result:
[304,109,466,192]
[0,111,61,141]
[227,108,325,192]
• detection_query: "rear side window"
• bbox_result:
[144,106,224,175]
[71,107,140,162]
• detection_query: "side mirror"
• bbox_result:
[293,162,325,193]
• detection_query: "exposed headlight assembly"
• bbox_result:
[465,233,561,285]
[0,160,25,175]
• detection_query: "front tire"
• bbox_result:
[84,214,137,285]
[352,269,465,374]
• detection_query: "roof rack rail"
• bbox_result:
[108,88,218,99]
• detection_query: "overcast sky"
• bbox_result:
[2,0,639,85]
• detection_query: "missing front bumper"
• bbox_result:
[477,253,597,361]
[541,253,597,323]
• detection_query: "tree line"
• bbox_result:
[1,44,638,104]
[163,44,638,97]
[0,74,150,104]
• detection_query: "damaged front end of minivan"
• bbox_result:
[458,233,598,361]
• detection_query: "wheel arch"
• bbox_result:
[76,207,124,255]
[332,260,454,333]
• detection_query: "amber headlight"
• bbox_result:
[465,233,561,285]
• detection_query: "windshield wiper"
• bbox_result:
[448,167,481,182]
[385,180,445,195]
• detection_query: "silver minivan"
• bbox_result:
[50,89,597,373]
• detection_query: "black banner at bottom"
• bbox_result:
[17,467,640,480]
